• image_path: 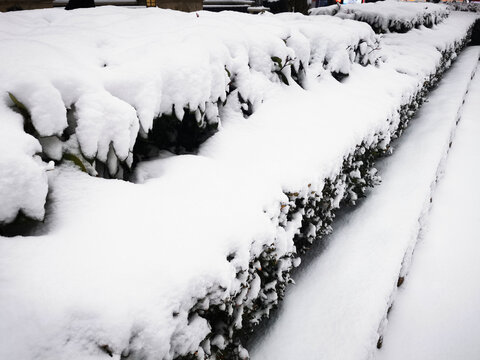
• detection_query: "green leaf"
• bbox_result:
[8,92,30,118]
[277,71,289,85]
[63,153,88,173]
[271,56,283,67]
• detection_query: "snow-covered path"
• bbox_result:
[375,49,480,360]
[250,46,480,360]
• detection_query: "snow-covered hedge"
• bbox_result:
[0,7,478,360]
[0,8,379,226]
[188,17,477,358]
[448,1,480,13]
[309,1,449,33]
[182,28,474,359]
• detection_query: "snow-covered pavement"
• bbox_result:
[375,49,480,360]
[250,46,480,360]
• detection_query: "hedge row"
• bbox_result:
[310,2,449,34]
[2,13,380,229]
[8,36,379,182]
[143,24,476,360]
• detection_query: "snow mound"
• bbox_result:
[0,7,379,224]
[310,1,449,33]
[0,100,50,224]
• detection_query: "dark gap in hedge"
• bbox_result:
[0,212,42,237]
[469,18,480,46]
[331,71,349,82]
[131,107,219,169]
[8,92,38,140]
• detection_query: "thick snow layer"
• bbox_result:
[0,102,50,224]
[74,91,139,163]
[0,158,278,360]
[251,47,480,360]
[0,7,379,223]
[203,11,478,193]
[375,51,480,360]
[310,1,449,33]
[0,8,478,360]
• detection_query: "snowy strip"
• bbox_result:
[375,49,480,360]
[251,46,480,360]
[310,1,449,33]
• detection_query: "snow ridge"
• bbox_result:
[0,8,380,225]
[310,1,449,33]
[251,45,480,360]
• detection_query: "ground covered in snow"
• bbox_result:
[0,5,478,360]
[375,49,480,360]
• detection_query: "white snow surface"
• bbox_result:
[0,103,50,223]
[310,1,449,32]
[0,7,379,223]
[375,51,480,360]
[250,46,480,360]
[0,8,478,360]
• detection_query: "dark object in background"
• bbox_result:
[267,0,308,14]
[1,0,54,12]
[6,5,24,11]
[65,0,95,10]
[289,0,309,14]
[471,19,480,46]
[314,0,336,7]
[267,0,289,13]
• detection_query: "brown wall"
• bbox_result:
[156,0,203,11]
[0,0,53,11]
[0,0,202,12]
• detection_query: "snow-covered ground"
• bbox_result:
[250,46,480,360]
[375,49,480,360]
[0,5,478,360]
